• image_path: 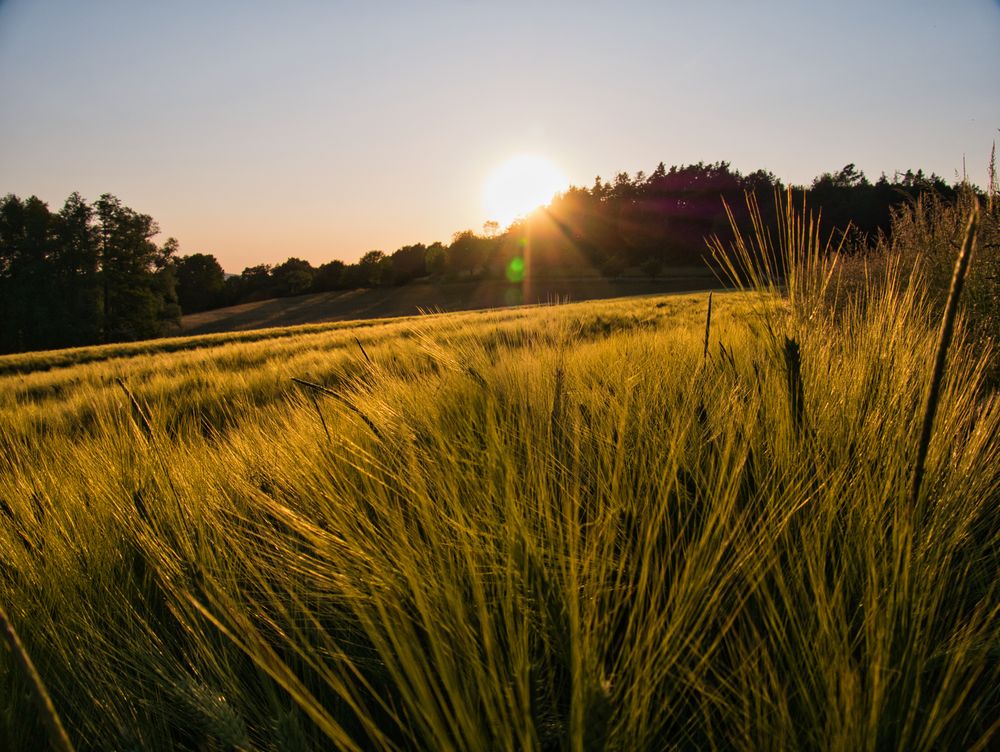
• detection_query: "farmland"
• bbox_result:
[4,1,997,747]
[2,247,999,749]
[179,272,721,336]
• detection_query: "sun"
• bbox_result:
[482,154,569,228]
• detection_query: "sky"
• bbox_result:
[1,1,998,272]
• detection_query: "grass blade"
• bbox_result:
[292,377,383,440]
[703,291,713,360]
[0,605,75,752]
[910,205,980,509]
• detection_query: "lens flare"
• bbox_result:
[506,256,525,283]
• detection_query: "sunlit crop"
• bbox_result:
[1,209,998,749]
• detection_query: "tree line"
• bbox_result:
[0,193,179,354]
[1,161,963,354]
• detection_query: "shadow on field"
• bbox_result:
[182,272,724,335]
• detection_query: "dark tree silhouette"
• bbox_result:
[272,257,315,296]
[94,194,179,342]
[0,164,973,354]
[424,243,447,276]
[446,231,489,277]
[0,192,178,353]
[313,259,346,291]
[236,264,273,301]
[390,243,428,284]
[176,253,226,312]
[53,193,102,345]
[356,250,390,286]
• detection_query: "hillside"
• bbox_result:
[180,271,721,334]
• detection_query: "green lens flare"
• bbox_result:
[506,256,525,283]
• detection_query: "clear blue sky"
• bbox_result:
[1,0,998,271]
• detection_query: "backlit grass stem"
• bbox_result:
[910,205,980,509]
[0,605,75,752]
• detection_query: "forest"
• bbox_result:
[0,160,963,354]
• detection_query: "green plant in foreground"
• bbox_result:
[0,192,999,749]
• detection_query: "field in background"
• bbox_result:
[180,271,721,335]
[1,277,999,749]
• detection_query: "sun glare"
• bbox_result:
[482,154,569,228]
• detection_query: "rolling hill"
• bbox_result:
[180,271,722,335]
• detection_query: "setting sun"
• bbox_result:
[482,154,569,228]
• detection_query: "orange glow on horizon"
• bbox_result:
[482,154,570,229]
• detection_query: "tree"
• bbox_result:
[272,257,315,296]
[153,239,182,330]
[447,230,486,277]
[390,243,427,284]
[373,255,395,286]
[358,250,386,286]
[313,259,345,292]
[0,192,181,351]
[813,163,868,189]
[340,262,367,288]
[94,194,176,341]
[176,252,226,312]
[238,264,273,301]
[0,194,57,351]
[52,192,101,345]
[425,243,446,276]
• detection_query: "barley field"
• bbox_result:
[2,218,999,749]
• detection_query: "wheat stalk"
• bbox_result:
[0,604,75,752]
[910,204,980,509]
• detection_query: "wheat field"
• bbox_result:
[1,268,999,750]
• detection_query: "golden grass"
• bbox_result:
[1,270,998,749]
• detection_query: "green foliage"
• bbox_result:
[2,176,999,748]
[424,243,447,276]
[272,257,316,297]
[1,241,999,750]
[447,230,494,277]
[359,252,394,286]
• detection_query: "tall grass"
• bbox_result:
[1,196,999,750]
[849,187,1000,383]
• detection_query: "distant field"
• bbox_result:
[1,289,998,750]
[180,271,723,335]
